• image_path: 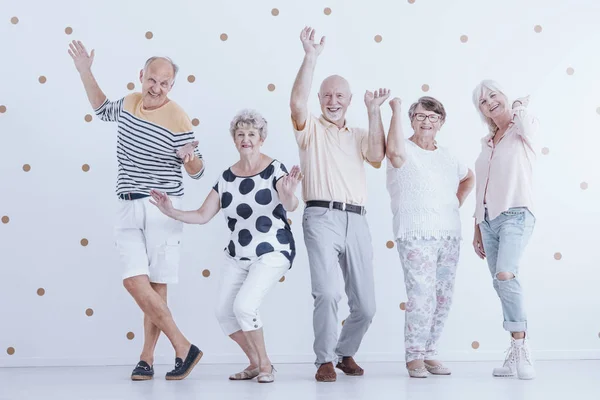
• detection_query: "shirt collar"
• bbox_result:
[319,115,351,132]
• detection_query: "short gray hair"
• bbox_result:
[143,56,179,82]
[472,79,508,135]
[408,96,447,122]
[229,109,268,140]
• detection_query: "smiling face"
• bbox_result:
[478,87,509,120]
[410,104,443,138]
[318,75,352,126]
[139,58,175,110]
[233,124,264,156]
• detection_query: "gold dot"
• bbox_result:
[580,182,588,190]
[65,26,73,35]
[386,241,395,249]
[566,67,574,75]
[187,75,196,83]
[554,252,562,260]
[11,17,19,25]
[341,319,345,326]
[399,302,406,311]
[39,76,47,84]
[541,147,549,155]
[220,33,228,41]
[82,164,90,172]
[37,288,45,296]
[202,269,210,278]
[287,218,292,225]
[421,84,430,92]
[324,7,332,15]
[472,341,480,349]
[267,83,276,92]
[0,105,6,113]
[126,332,135,340]
[271,8,279,16]
[23,164,31,172]
[192,118,200,126]
[460,35,469,43]
[145,31,153,39]
[7,347,15,355]
[81,238,89,247]
[1,216,8,224]
[127,82,135,90]
[279,276,285,283]
[534,25,542,33]
[374,34,383,43]
[84,114,92,122]
[85,308,94,316]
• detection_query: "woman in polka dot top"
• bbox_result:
[149,109,302,383]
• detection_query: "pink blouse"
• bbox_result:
[474,106,540,225]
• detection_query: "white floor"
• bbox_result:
[1,361,599,400]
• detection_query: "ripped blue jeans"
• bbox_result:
[480,207,535,332]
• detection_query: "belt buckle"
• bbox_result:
[360,206,366,216]
[123,193,132,200]
[341,202,346,212]
[328,201,334,211]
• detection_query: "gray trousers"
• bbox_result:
[302,206,376,366]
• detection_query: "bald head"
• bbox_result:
[319,75,351,96]
[318,75,352,127]
[144,56,178,81]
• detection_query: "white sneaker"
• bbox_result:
[493,337,536,380]
[516,338,535,380]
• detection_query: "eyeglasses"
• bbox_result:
[413,113,441,123]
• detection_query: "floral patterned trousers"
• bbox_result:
[396,238,460,362]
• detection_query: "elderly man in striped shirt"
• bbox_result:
[69,40,204,381]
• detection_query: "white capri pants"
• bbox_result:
[215,251,290,334]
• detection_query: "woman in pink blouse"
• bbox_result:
[472,80,539,380]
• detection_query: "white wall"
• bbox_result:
[1,0,599,367]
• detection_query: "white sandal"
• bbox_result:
[229,367,260,380]
[257,365,276,383]
[424,362,451,375]
[407,366,428,378]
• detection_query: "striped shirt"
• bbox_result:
[94,93,204,197]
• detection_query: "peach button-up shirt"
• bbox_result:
[474,106,540,225]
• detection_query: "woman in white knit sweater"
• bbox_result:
[385,96,475,378]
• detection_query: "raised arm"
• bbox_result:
[149,189,220,225]
[68,40,106,110]
[364,88,390,163]
[386,97,407,168]
[511,95,538,141]
[290,27,325,130]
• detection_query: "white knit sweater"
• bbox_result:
[386,140,468,241]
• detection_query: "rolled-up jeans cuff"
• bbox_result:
[503,321,527,332]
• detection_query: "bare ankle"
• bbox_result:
[407,359,424,369]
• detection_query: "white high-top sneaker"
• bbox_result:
[493,338,518,377]
[492,337,536,380]
[515,337,535,380]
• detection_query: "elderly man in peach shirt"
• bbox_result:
[289,27,388,382]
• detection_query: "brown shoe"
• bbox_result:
[315,362,337,382]
[336,356,364,376]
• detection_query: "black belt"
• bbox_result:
[306,200,366,216]
[118,193,149,200]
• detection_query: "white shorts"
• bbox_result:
[114,196,183,284]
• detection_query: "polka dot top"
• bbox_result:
[212,159,296,266]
